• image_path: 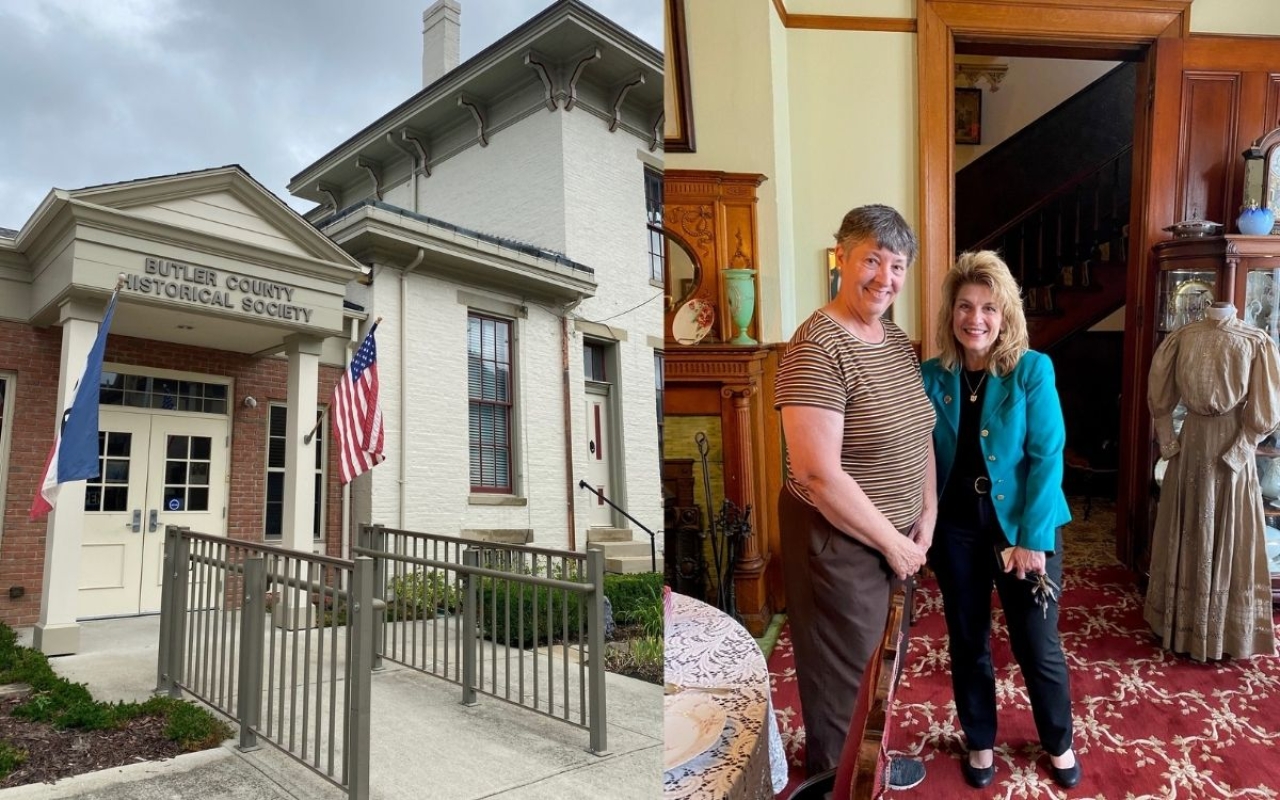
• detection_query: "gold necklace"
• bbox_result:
[963,370,987,403]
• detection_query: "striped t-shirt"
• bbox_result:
[775,311,936,529]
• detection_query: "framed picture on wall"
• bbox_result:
[955,87,982,145]
[664,0,696,152]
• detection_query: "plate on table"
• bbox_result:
[673,298,714,345]
[663,691,727,771]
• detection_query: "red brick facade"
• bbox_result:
[0,319,344,627]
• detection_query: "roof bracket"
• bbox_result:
[457,94,489,147]
[316,182,342,214]
[391,128,432,177]
[565,46,601,111]
[609,72,645,132]
[524,50,558,111]
[649,110,664,152]
[355,156,383,200]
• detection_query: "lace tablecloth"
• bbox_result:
[663,592,788,800]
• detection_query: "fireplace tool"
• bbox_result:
[694,432,729,612]
[715,499,752,622]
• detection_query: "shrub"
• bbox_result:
[606,573,665,629]
[386,569,461,621]
[478,579,583,649]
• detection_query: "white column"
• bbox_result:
[277,334,323,628]
[34,300,104,655]
[282,334,323,554]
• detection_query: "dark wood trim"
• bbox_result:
[958,41,1144,61]
[771,0,787,26]
[663,0,696,153]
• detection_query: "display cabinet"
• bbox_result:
[1150,235,1280,604]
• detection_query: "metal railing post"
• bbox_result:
[156,525,178,695]
[585,548,609,755]
[237,557,266,751]
[461,548,479,707]
[369,524,386,671]
[346,558,373,800]
[166,528,192,698]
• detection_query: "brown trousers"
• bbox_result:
[778,486,912,777]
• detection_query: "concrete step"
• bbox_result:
[587,540,651,558]
[586,527,633,543]
[604,555,658,574]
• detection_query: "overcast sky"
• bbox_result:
[0,0,661,230]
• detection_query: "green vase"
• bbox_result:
[723,268,758,345]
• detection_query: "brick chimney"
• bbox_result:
[422,0,461,87]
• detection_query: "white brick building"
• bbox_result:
[289,0,665,557]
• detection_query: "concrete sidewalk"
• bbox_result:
[9,616,662,800]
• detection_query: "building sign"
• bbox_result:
[126,257,315,323]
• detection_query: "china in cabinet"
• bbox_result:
[1150,235,1280,603]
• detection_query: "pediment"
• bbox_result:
[63,166,360,268]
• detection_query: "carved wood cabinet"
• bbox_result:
[662,170,783,635]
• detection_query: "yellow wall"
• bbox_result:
[667,0,1280,342]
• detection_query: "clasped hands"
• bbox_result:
[885,517,932,581]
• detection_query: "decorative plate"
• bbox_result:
[672,298,714,345]
[663,692,727,772]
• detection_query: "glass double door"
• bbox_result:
[78,410,228,618]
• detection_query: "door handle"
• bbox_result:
[129,509,141,533]
[148,509,159,533]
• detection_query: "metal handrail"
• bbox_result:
[576,479,656,572]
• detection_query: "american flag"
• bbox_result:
[331,322,385,484]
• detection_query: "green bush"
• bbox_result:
[386,569,461,621]
[0,622,231,746]
[478,579,583,649]
[604,573,663,627]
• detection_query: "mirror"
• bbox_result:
[665,231,701,311]
[1243,127,1280,233]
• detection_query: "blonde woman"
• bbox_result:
[920,251,1079,790]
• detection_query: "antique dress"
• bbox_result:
[1145,311,1280,661]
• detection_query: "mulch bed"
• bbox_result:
[0,695,184,788]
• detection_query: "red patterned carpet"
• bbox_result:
[768,499,1280,798]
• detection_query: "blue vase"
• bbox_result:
[1237,205,1275,236]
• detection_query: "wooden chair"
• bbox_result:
[788,588,907,800]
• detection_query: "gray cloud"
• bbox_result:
[0,0,660,229]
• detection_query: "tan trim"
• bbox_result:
[771,0,915,33]
[575,318,629,341]
[787,15,915,33]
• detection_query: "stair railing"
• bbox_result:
[577,480,657,573]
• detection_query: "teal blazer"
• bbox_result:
[921,350,1071,553]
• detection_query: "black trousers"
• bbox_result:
[779,486,913,776]
[928,495,1074,757]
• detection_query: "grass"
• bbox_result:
[0,623,231,779]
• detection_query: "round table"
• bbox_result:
[663,592,788,800]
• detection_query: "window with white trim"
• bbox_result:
[468,313,513,493]
[645,166,665,283]
[264,405,326,539]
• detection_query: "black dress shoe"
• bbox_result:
[961,757,995,788]
[1050,760,1082,789]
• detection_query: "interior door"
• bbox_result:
[79,411,227,617]
[584,387,614,527]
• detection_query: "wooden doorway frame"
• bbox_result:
[916,0,1191,359]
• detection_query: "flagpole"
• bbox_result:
[305,316,382,445]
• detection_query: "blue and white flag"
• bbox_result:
[30,290,119,519]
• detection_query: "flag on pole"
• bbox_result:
[30,289,120,519]
[331,321,385,484]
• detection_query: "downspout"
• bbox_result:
[561,299,584,550]
[399,248,427,529]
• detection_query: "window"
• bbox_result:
[99,373,228,414]
[85,431,132,513]
[264,405,326,539]
[468,313,513,493]
[645,166,665,283]
[584,341,607,383]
